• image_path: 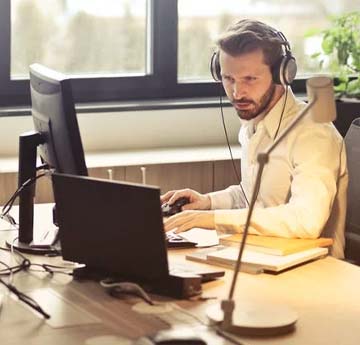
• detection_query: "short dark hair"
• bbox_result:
[216,19,285,68]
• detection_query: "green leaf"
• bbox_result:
[322,35,335,54]
[334,82,347,92]
[347,78,360,93]
[310,52,321,59]
[307,10,360,98]
[338,74,349,83]
[338,49,349,65]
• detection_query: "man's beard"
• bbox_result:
[233,83,276,120]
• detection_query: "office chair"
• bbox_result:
[344,118,360,265]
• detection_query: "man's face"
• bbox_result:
[219,49,275,120]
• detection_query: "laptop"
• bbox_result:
[51,173,224,298]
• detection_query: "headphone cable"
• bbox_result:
[273,85,289,140]
[219,85,250,207]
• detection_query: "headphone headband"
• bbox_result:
[210,29,297,85]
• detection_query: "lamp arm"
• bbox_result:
[266,96,317,156]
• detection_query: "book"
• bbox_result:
[186,246,329,273]
[219,234,333,256]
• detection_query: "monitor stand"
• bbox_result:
[6,205,61,255]
[8,234,60,255]
[5,131,60,255]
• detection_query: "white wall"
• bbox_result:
[0,106,240,156]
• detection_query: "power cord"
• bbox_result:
[0,245,73,319]
[0,277,50,319]
[0,246,71,276]
[0,167,54,229]
[0,246,30,275]
[100,279,154,305]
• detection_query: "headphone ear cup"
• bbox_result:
[281,55,297,85]
[272,54,297,85]
[210,51,221,81]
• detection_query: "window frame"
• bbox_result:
[0,0,306,109]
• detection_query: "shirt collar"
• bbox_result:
[260,86,297,140]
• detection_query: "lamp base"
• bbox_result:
[206,300,298,336]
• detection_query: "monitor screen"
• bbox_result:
[29,63,88,176]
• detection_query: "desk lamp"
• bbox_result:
[207,76,337,336]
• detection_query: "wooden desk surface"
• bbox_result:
[1,205,360,345]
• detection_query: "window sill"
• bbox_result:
[0,97,232,117]
[0,145,241,173]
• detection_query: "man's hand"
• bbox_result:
[164,210,215,233]
[161,188,211,211]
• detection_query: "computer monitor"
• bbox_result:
[7,64,88,254]
[30,64,88,175]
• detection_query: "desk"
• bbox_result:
[1,205,360,345]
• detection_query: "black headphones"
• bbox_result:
[210,30,297,86]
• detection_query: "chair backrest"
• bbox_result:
[344,117,360,264]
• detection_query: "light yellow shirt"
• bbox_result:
[209,88,348,259]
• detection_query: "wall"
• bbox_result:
[0,105,242,204]
[0,106,240,157]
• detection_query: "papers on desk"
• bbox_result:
[178,228,219,247]
[186,246,328,274]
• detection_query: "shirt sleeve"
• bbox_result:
[208,184,248,210]
[213,124,346,239]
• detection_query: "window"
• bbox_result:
[0,0,178,106]
[11,0,148,79]
[0,0,358,108]
[177,0,360,81]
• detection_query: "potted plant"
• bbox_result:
[307,11,360,136]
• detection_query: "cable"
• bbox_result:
[219,91,240,183]
[100,280,154,305]
[0,169,53,229]
[0,246,71,277]
[0,277,50,319]
[219,86,250,207]
[0,241,50,319]
[0,243,73,320]
[0,246,30,276]
[273,85,289,140]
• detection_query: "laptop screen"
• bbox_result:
[52,173,169,282]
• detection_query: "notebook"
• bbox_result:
[186,246,328,274]
[219,234,333,256]
[51,173,224,296]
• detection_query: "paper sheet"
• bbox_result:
[179,228,219,247]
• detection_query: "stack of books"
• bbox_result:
[186,234,332,274]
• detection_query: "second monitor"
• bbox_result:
[8,64,88,253]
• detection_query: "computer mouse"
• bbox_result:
[162,197,190,217]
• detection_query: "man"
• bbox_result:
[162,19,348,259]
